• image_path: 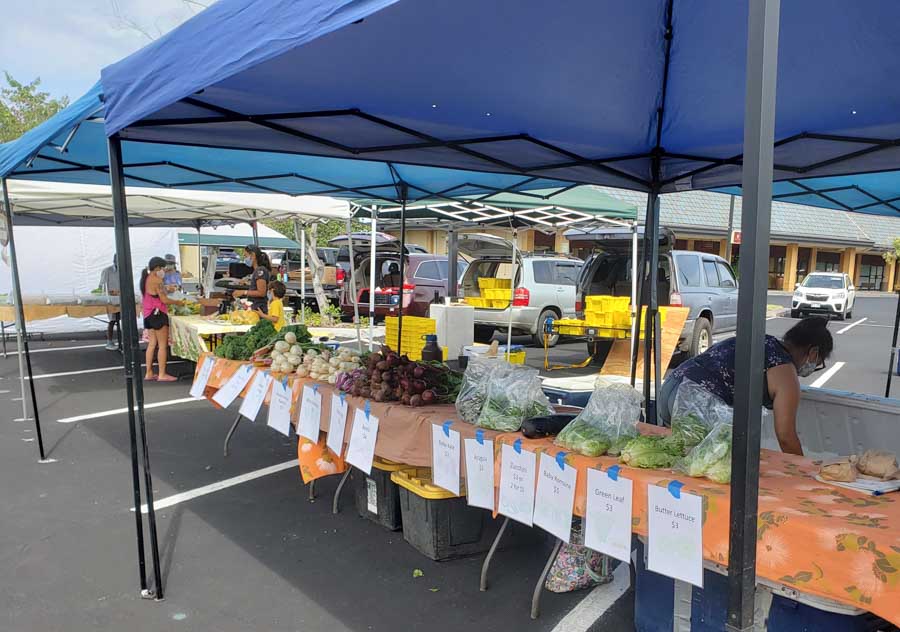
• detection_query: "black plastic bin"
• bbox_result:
[350,458,407,531]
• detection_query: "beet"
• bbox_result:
[394,387,403,399]
[411,379,426,394]
[373,391,385,402]
[412,366,425,379]
[399,355,410,365]
[421,389,435,404]
[399,378,410,391]
[375,360,389,371]
[401,394,411,406]
[409,394,423,407]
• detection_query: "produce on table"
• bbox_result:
[670,412,710,452]
[337,347,463,406]
[171,302,201,316]
[819,458,858,483]
[554,381,641,457]
[475,364,552,432]
[857,450,899,480]
[554,419,611,457]
[214,320,276,360]
[676,423,732,483]
[228,310,260,325]
[455,354,496,423]
[619,434,681,469]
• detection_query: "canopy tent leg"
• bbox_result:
[368,207,377,351]
[629,221,639,373]
[346,217,362,350]
[2,178,45,461]
[885,290,899,397]
[639,182,661,424]
[507,229,518,361]
[195,220,203,297]
[395,183,408,355]
[293,219,307,325]
[447,227,459,299]
[727,0,781,629]
[630,207,652,389]
[108,135,165,601]
[251,217,259,247]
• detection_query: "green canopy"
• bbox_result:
[177,232,299,250]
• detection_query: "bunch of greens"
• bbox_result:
[477,397,551,432]
[554,419,611,457]
[553,381,641,457]
[455,355,495,423]
[215,320,277,360]
[619,435,683,469]
[475,364,552,432]
[677,423,732,483]
[670,412,710,452]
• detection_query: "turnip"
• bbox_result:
[274,341,290,353]
[284,332,297,345]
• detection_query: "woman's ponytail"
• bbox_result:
[139,268,150,296]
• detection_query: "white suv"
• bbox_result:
[792,272,856,320]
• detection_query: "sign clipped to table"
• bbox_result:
[647,483,703,587]
[297,385,322,441]
[497,441,536,526]
[326,393,349,457]
[532,452,577,542]
[190,356,215,399]
[431,421,461,496]
[463,432,494,511]
[239,370,272,421]
[266,379,293,437]
[345,404,379,475]
[584,466,633,563]
[211,364,254,408]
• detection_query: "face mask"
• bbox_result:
[267,292,274,301]
[244,257,253,266]
[797,349,818,378]
[155,269,165,279]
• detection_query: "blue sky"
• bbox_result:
[0,0,205,100]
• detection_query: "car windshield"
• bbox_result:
[802,275,843,289]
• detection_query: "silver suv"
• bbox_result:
[572,227,738,358]
[458,234,582,347]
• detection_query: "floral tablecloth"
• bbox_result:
[169,315,251,362]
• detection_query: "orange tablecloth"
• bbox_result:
[196,354,900,625]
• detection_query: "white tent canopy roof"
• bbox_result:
[3,181,350,227]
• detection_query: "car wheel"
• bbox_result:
[689,317,712,357]
[534,310,559,347]
[790,309,800,319]
[837,309,847,321]
[474,325,495,343]
[846,310,852,319]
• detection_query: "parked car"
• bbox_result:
[791,272,855,319]
[574,227,738,358]
[458,233,582,347]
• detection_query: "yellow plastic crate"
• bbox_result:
[477,277,496,289]
[554,318,585,335]
[464,297,486,307]
[372,457,409,472]
[487,300,508,309]
[392,467,463,499]
[585,310,610,326]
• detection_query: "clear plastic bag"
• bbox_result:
[475,364,552,432]
[555,381,641,456]
[669,379,732,453]
[677,422,733,483]
[455,354,499,423]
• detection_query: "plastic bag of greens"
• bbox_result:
[677,422,732,483]
[475,364,552,432]
[455,355,500,423]
[669,379,732,454]
[555,381,641,456]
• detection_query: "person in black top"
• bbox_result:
[233,244,271,313]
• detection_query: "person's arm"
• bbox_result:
[256,308,278,323]
[235,273,267,298]
[150,277,184,306]
[766,363,803,456]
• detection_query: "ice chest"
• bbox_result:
[351,458,408,531]
[633,539,887,632]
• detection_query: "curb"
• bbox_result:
[767,307,789,319]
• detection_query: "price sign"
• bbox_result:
[211,364,254,408]
[647,483,703,587]
[532,452,577,542]
[190,356,215,399]
[297,385,323,441]
[239,370,272,421]
[345,404,379,475]
[463,432,495,511]
[431,422,461,496]
[497,441,536,526]
[584,466,633,563]
[266,379,293,437]
[326,393,349,456]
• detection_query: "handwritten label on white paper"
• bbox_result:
[497,443,536,526]
[297,385,323,441]
[211,364,254,408]
[326,393,349,456]
[431,424,461,496]
[647,484,703,587]
[585,468,633,563]
[532,452,577,542]
[190,356,215,399]
[266,379,293,437]
[463,437,495,511]
[239,370,272,421]
[345,406,379,475]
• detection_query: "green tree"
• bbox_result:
[262,218,367,246]
[0,73,70,142]
[881,237,900,265]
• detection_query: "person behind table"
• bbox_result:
[657,316,834,456]
[140,256,185,383]
[163,253,182,293]
[233,245,270,313]
[256,281,286,331]
[99,254,121,351]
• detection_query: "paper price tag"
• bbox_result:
[431,423,460,496]
[190,356,215,399]
[326,393,349,456]
[239,370,272,421]
[497,443,536,526]
[266,379,293,437]
[532,452,577,542]
[585,467,633,563]
[297,385,323,441]
[647,484,704,587]
[463,436,495,511]
[211,364,254,408]
[345,406,379,475]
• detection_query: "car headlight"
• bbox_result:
[833,291,845,299]
[793,291,803,298]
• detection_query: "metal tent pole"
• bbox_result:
[195,220,203,297]
[507,229,518,361]
[1,178,45,461]
[447,227,459,299]
[251,217,259,247]
[294,219,306,325]
[885,290,900,397]
[108,135,164,600]
[396,184,408,355]
[346,217,362,350]
[368,207,377,351]
[630,221,639,373]
[641,177,661,424]
[727,0,781,629]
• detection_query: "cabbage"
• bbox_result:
[554,419,611,457]
[619,435,680,469]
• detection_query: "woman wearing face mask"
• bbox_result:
[140,256,185,382]
[657,316,833,455]
[233,245,270,314]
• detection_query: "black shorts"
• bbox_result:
[144,311,169,330]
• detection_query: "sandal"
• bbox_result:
[157,375,178,383]
[145,374,158,381]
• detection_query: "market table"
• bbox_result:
[0,302,122,357]
[169,315,252,363]
[194,354,900,627]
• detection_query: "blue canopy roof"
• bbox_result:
[99,0,900,194]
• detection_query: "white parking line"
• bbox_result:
[57,397,199,423]
[836,317,867,334]
[15,344,107,354]
[133,459,299,513]
[810,361,845,389]
[551,563,631,632]
[28,362,184,380]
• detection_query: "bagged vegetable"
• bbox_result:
[475,364,552,432]
[455,354,497,423]
[857,450,899,480]
[555,381,641,456]
[670,379,732,454]
[677,422,733,483]
[819,458,859,483]
[620,435,681,469]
